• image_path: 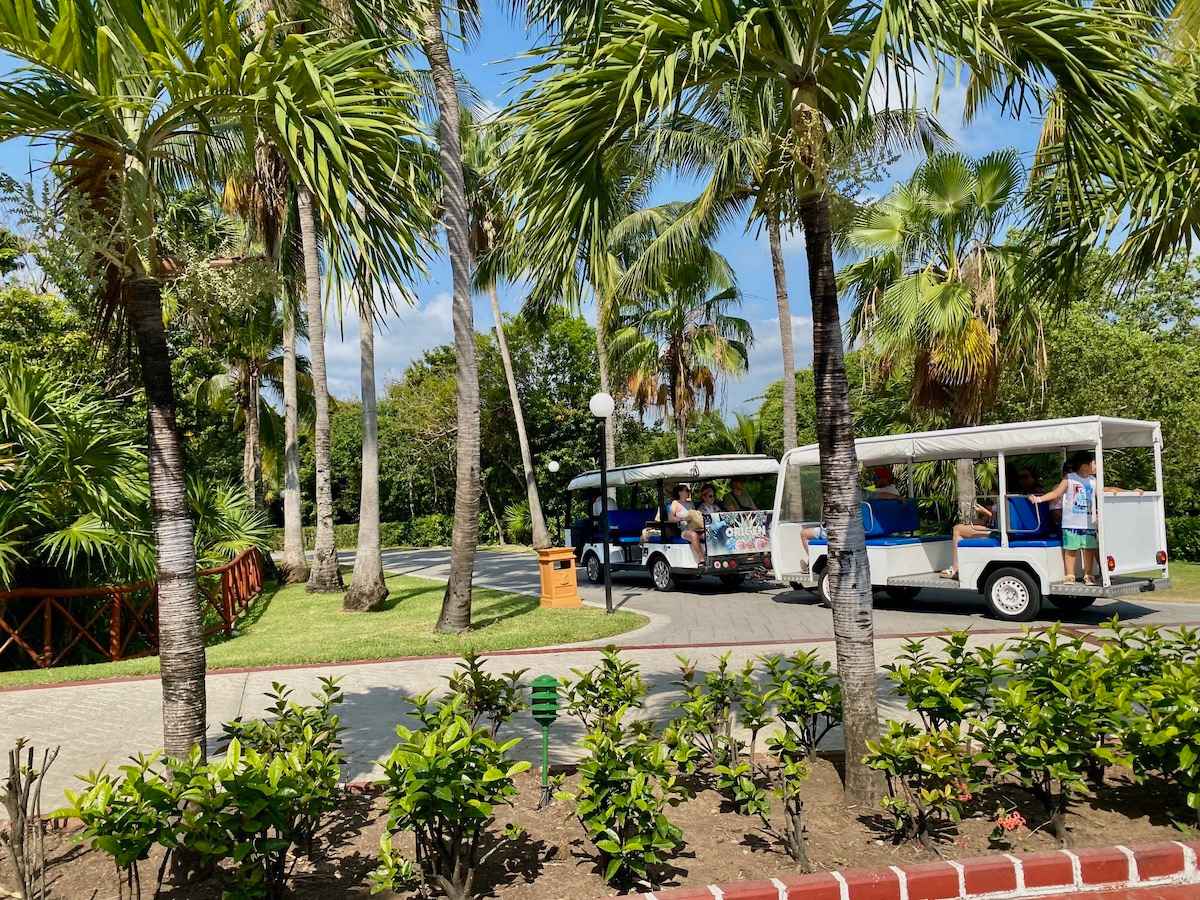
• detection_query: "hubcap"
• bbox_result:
[654,561,670,588]
[992,576,1030,615]
[587,557,600,581]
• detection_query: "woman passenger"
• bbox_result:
[668,483,706,565]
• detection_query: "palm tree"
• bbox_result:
[462,109,552,549]
[0,0,431,757]
[840,150,1044,520]
[608,249,752,457]
[715,412,765,455]
[345,290,390,610]
[280,289,309,582]
[506,0,1161,802]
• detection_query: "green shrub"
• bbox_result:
[563,647,646,730]
[864,721,979,846]
[1124,660,1200,824]
[443,652,526,737]
[763,650,843,757]
[376,693,529,900]
[559,713,685,888]
[57,679,345,899]
[667,653,745,774]
[972,627,1130,845]
[1167,516,1200,562]
[408,513,455,547]
[885,632,1001,730]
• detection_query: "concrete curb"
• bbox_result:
[629,841,1200,900]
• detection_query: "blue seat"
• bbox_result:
[603,508,657,542]
[865,499,919,537]
[866,535,924,546]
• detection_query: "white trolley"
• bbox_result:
[771,417,1171,621]
[566,454,779,591]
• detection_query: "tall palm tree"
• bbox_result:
[506,0,1161,802]
[840,150,1044,520]
[0,0,432,757]
[462,109,552,549]
[345,292,389,610]
[608,249,752,457]
[280,289,309,581]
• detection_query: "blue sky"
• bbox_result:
[0,3,1044,413]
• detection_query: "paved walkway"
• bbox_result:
[2,548,1197,813]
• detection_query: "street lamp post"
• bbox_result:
[589,392,615,614]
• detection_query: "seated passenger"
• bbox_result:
[940,499,995,580]
[668,483,705,565]
[723,477,758,511]
[867,466,902,501]
[697,483,722,515]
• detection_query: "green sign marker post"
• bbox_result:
[530,674,559,808]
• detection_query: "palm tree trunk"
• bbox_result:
[488,285,550,549]
[422,4,479,633]
[799,188,880,805]
[242,367,262,508]
[768,212,798,452]
[281,294,309,582]
[345,301,388,611]
[672,363,688,457]
[595,325,617,468]
[955,458,977,524]
[298,186,344,594]
[128,278,207,760]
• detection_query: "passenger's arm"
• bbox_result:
[1102,485,1144,495]
[1031,478,1068,504]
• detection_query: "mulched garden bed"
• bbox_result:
[6,759,1193,899]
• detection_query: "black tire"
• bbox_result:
[719,573,746,588]
[650,556,675,591]
[815,568,832,607]
[1049,594,1098,612]
[983,567,1042,622]
[888,586,922,604]
[583,552,603,584]
[788,581,807,592]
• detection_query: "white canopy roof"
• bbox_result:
[782,417,1162,469]
[567,454,780,492]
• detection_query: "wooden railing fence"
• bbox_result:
[0,547,265,670]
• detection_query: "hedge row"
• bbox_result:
[1167,515,1200,562]
[266,513,490,552]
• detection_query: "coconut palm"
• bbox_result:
[462,109,552,550]
[507,0,1162,801]
[715,412,765,456]
[0,0,431,757]
[840,150,1044,520]
[609,249,752,457]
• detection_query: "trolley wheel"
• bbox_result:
[584,552,603,584]
[651,556,675,591]
[1049,594,1097,612]
[815,568,832,607]
[984,567,1042,622]
[788,581,807,592]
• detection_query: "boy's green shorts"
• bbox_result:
[1063,528,1099,550]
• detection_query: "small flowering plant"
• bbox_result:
[864,721,981,847]
[990,803,1028,842]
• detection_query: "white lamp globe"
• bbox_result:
[547,460,560,473]
[589,391,615,418]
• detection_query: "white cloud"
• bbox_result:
[719,313,813,413]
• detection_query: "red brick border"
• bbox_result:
[629,841,1200,900]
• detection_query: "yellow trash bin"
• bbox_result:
[537,547,582,608]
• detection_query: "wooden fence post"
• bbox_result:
[109,590,122,660]
[41,599,53,668]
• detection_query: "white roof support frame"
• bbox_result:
[567,454,780,492]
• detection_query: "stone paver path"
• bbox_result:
[2,548,1197,813]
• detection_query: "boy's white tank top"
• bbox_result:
[1062,473,1096,531]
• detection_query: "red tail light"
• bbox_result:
[1157,550,1168,565]
[1106,555,1116,572]
[728,559,737,569]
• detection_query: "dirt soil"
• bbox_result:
[4,760,1194,899]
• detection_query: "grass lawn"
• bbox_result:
[0,572,646,689]
[1148,559,1200,602]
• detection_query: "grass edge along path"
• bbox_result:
[0,572,646,689]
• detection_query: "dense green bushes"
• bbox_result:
[58,678,345,899]
[1167,516,1200,561]
[265,513,457,552]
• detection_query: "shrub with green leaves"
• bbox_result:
[764,650,842,757]
[1124,660,1200,823]
[972,627,1131,845]
[864,721,979,846]
[562,646,646,730]
[57,678,346,899]
[376,693,529,900]
[666,653,745,774]
[444,652,526,737]
[885,632,1001,730]
[559,712,685,889]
